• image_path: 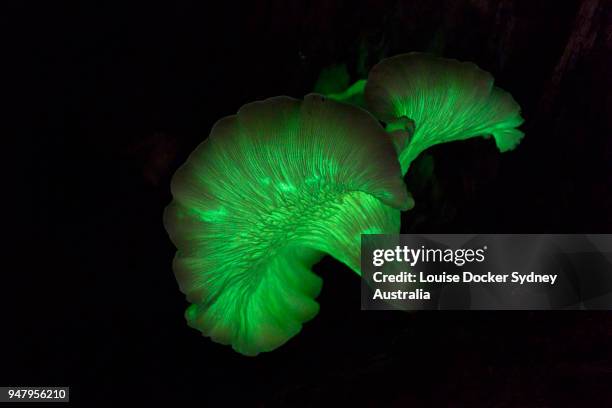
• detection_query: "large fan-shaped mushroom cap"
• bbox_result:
[164,94,410,355]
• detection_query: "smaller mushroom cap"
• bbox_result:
[365,52,525,174]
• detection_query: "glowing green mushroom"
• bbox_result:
[365,52,525,174]
[326,79,367,109]
[164,94,411,355]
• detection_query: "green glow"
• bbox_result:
[314,63,367,108]
[365,52,525,174]
[165,52,526,356]
[164,94,409,355]
[326,79,367,108]
[313,64,350,95]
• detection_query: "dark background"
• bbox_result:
[8,0,612,405]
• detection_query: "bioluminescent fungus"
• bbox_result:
[314,63,367,108]
[164,94,412,355]
[365,52,525,174]
[326,79,368,109]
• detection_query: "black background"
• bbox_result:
[8,0,612,406]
